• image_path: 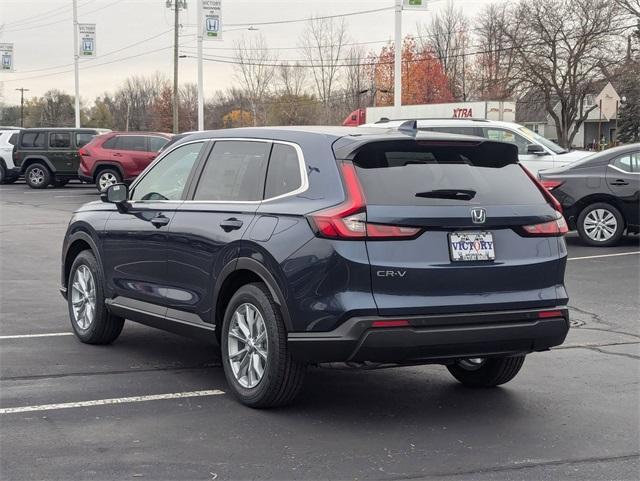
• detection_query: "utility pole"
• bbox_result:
[15,88,29,127]
[167,1,185,134]
[72,0,80,128]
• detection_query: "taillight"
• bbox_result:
[540,179,563,191]
[520,165,563,213]
[79,148,90,157]
[521,215,568,236]
[538,310,563,319]
[307,163,422,240]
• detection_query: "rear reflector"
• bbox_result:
[371,320,410,328]
[538,310,563,319]
[522,216,568,236]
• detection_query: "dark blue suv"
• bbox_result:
[60,126,570,407]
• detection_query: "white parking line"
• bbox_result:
[568,251,640,261]
[0,332,74,340]
[0,389,225,414]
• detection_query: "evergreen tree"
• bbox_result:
[617,62,640,144]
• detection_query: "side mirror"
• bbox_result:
[101,183,130,211]
[527,144,546,155]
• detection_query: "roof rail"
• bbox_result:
[375,117,492,123]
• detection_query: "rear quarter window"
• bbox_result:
[351,140,545,206]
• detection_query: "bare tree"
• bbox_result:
[342,46,371,110]
[504,0,626,148]
[299,15,349,123]
[418,2,468,100]
[179,83,198,132]
[468,3,519,100]
[615,0,640,17]
[234,33,277,126]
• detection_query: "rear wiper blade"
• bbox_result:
[415,189,476,201]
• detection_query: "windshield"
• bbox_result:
[518,127,567,154]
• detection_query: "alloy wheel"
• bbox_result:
[28,167,45,186]
[98,172,118,191]
[583,208,617,242]
[227,303,268,389]
[70,265,96,330]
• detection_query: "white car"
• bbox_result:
[0,129,21,184]
[362,119,591,174]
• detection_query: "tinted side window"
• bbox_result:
[50,132,71,148]
[148,136,169,152]
[612,152,639,173]
[21,132,46,148]
[76,133,95,148]
[9,133,18,146]
[425,127,479,136]
[194,141,270,201]
[102,136,118,149]
[265,144,302,199]
[131,142,203,201]
[118,136,147,151]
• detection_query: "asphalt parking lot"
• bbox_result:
[1,181,638,481]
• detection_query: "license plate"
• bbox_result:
[449,231,495,262]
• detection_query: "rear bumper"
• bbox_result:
[288,308,569,363]
[5,167,20,180]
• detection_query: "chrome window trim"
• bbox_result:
[128,137,309,206]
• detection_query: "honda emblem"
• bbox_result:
[471,208,486,224]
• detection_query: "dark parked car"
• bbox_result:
[539,144,639,246]
[60,126,570,407]
[14,128,108,188]
[78,131,172,192]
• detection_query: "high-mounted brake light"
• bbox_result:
[308,162,422,240]
[540,179,563,191]
[521,215,568,236]
[521,165,563,213]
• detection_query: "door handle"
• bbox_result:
[220,217,243,231]
[610,179,629,186]
[113,152,123,157]
[150,214,170,228]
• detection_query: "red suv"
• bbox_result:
[78,132,172,191]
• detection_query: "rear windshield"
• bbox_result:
[351,140,546,206]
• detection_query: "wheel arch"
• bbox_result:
[20,156,55,174]
[62,230,103,295]
[213,257,293,341]
[93,162,125,181]
[574,194,626,227]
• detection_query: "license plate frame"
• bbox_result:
[449,231,495,262]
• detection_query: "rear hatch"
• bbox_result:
[346,138,568,315]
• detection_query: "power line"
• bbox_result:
[224,6,395,28]
[1,0,95,29]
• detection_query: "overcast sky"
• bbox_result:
[0,0,509,106]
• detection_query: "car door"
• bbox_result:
[606,151,640,227]
[163,139,270,325]
[48,131,76,174]
[483,127,555,173]
[115,135,150,177]
[101,141,206,314]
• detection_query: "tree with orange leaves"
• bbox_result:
[372,37,453,107]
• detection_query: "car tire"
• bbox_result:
[53,179,69,187]
[25,163,52,189]
[447,355,526,387]
[577,202,625,247]
[221,282,306,408]
[0,163,5,184]
[96,168,122,192]
[67,250,124,345]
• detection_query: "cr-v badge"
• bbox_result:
[471,207,486,224]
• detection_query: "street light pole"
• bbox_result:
[15,88,29,127]
[173,0,180,134]
[394,0,402,117]
[72,0,80,128]
[197,0,204,131]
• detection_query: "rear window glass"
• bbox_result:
[148,136,169,152]
[21,132,46,148]
[76,133,95,147]
[351,140,545,206]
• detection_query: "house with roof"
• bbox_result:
[516,81,622,149]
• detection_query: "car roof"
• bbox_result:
[103,131,173,136]
[20,127,110,133]
[365,119,523,129]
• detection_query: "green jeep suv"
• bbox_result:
[14,128,108,188]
